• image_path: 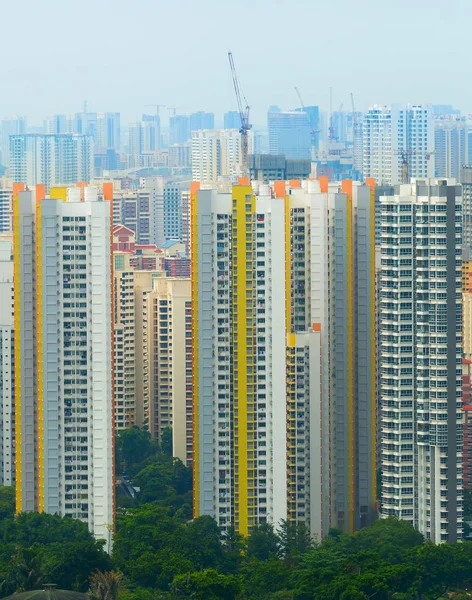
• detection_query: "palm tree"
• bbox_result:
[88,570,123,600]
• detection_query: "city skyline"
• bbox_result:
[1,0,471,125]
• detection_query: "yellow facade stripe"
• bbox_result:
[346,192,355,533]
[36,200,45,512]
[49,187,67,202]
[190,188,199,516]
[232,184,254,536]
[13,193,22,512]
[370,186,377,510]
[285,196,291,333]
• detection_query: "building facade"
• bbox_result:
[191,129,253,183]
[192,179,376,538]
[434,120,468,180]
[9,134,93,191]
[13,185,114,548]
[0,234,14,486]
[363,104,434,185]
[113,252,136,431]
[267,109,311,159]
[148,278,192,464]
[379,179,463,542]
[461,166,472,255]
[0,189,13,233]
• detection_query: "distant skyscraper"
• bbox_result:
[363,104,434,185]
[141,114,160,151]
[191,129,252,182]
[128,117,159,156]
[190,112,214,131]
[192,178,376,538]
[433,105,460,116]
[0,233,14,487]
[434,120,468,179]
[96,112,121,151]
[169,115,190,145]
[44,114,68,134]
[168,143,191,169]
[9,134,93,191]
[224,111,240,129]
[13,185,114,548]
[267,108,311,159]
[379,179,463,543]
[0,117,26,168]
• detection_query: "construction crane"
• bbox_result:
[145,104,166,117]
[395,149,435,184]
[228,51,251,179]
[167,107,184,117]
[294,86,318,160]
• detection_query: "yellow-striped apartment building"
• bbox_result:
[13,184,114,549]
[191,177,376,538]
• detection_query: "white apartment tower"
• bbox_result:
[0,189,13,233]
[192,179,376,538]
[13,186,114,547]
[113,252,136,431]
[434,120,468,180]
[0,234,14,486]
[191,129,253,183]
[363,104,434,185]
[9,134,94,191]
[148,277,193,465]
[379,179,463,542]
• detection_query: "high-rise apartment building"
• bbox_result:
[0,234,14,487]
[460,166,472,255]
[434,120,468,179]
[170,115,190,145]
[379,179,462,543]
[191,129,252,183]
[0,116,26,167]
[224,111,240,129]
[267,108,311,159]
[0,189,13,233]
[113,252,136,431]
[112,188,160,246]
[363,104,434,185]
[181,189,191,257]
[192,178,376,538]
[128,116,159,156]
[13,185,114,547]
[9,134,93,191]
[163,183,183,242]
[96,113,121,151]
[148,278,192,464]
[190,112,214,132]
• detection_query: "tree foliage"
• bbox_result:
[2,431,472,600]
[0,507,111,596]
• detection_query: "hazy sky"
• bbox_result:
[0,0,469,127]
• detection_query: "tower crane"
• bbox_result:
[145,104,166,117]
[294,86,318,160]
[228,51,251,179]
